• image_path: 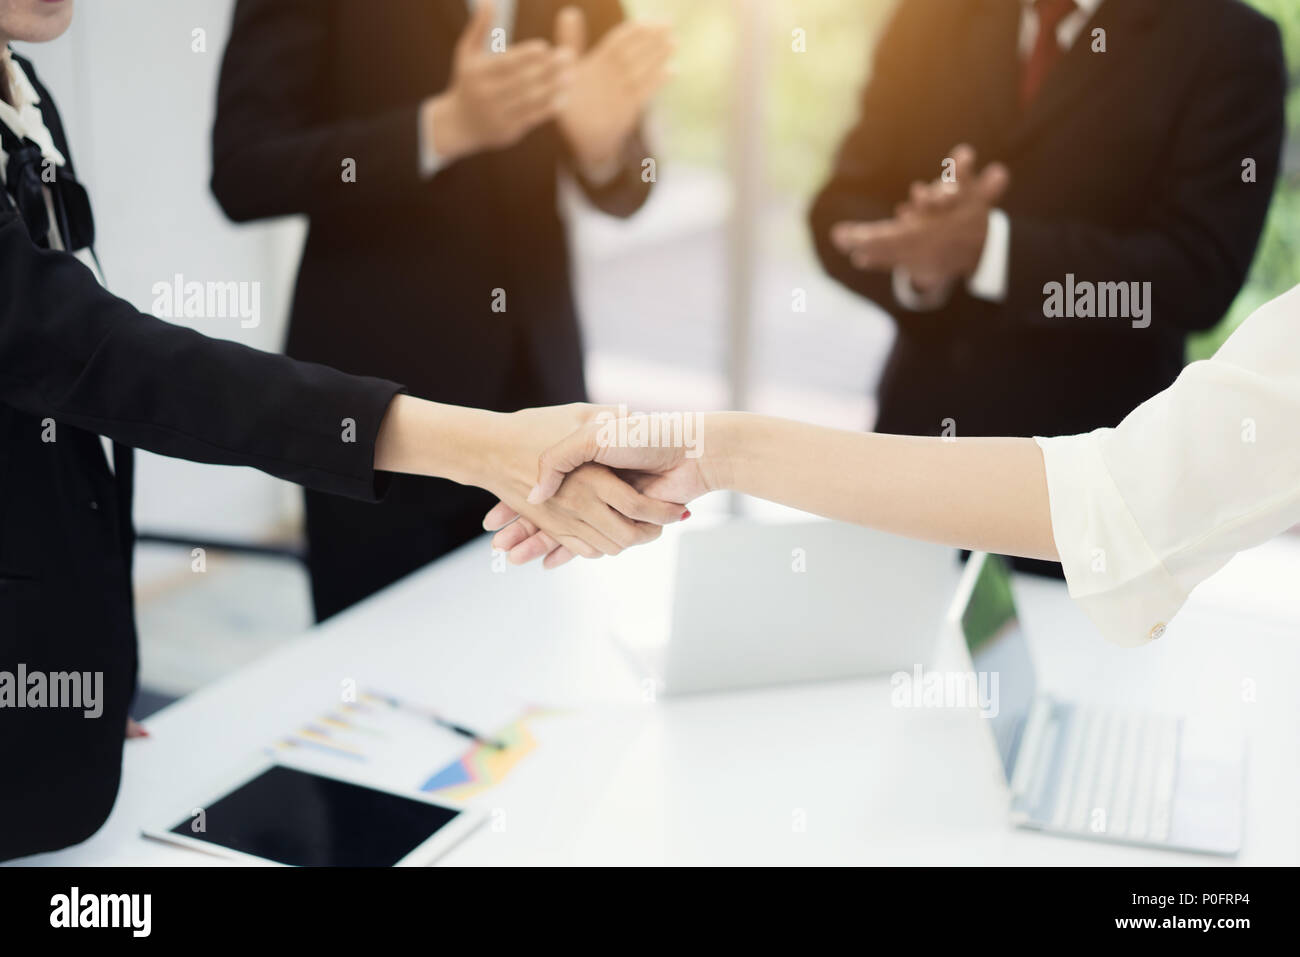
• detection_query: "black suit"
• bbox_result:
[0,55,402,861]
[211,0,652,619]
[811,0,1286,440]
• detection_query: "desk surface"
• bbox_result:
[15,517,1300,866]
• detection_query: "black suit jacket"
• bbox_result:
[0,55,402,861]
[211,0,651,434]
[811,0,1286,438]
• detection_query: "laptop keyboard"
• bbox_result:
[1041,704,1181,843]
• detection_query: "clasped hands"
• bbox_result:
[427,0,673,172]
[831,144,1009,295]
[481,405,713,569]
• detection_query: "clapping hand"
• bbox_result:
[427,0,575,162]
[553,7,673,172]
[831,144,1010,293]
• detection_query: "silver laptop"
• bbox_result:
[952,551,1246,855]
[609,518,959,696]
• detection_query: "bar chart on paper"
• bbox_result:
[268,691,555,800]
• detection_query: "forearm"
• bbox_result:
[708,412,1059,561]
[570,128,653,218]
[808,186,899,307]
[0,216,401,500]
[372,394,503,487]
[211,1,424,220]
[211,104,423,221]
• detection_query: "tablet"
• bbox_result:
[143,757,483,866]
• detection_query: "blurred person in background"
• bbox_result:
[809,0,1286,575]
[212,0,671,620]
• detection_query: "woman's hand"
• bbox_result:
[374,398,685,561]
[485,411,721,566]
[487,406,691,560]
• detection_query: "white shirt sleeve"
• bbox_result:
[1035,284,1300,646]
[892,268,953,311]
[418,108,446,180]
[967,208,1009,302]
[892,207,1009,310]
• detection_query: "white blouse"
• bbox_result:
[0,48,102,283]
[1036,283,1300,647]
[2,47,112,472]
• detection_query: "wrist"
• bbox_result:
[577,147,625,186]
[958,208,992,279]
[559,107,625,174]
[425,90,477,165]
[700,411,743,493]
[374,395,505,489]
[449,406,514,490]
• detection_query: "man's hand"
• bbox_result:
[484,412,715,567]
[554,8,673,172]
[424,0,574,164]
[832,144,1010,293]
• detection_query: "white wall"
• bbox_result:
[14,0,306,545]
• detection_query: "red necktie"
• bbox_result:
[1020,0,1078,108]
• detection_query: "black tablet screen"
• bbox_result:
[170,765,460,866]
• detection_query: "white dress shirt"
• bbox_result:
[1035,283,1300,647]
[894,0,1103,310]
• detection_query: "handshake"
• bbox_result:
[373,398,720,570]
[480,404,715,569]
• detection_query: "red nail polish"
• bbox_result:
[681,510,691,520]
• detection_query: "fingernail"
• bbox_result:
[526,484,544,505]
[681,509,691,520]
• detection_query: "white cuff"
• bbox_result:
[967,208,1010,303]
[1034,433,1188,648]
[418,108,445,180]
[892,268,953,311]
[579,152,624,187]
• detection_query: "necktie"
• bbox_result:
[1020,0,1078,108]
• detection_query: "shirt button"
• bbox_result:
[1149,623,1166,640]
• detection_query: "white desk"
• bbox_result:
[14,519,1300,866]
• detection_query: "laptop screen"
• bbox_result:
[959,554,1038,782]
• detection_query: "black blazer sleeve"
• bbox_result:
[561,0,654,219]
[1002,7,1286,334]
[0,212,403,500]
[210,0,427,221]
[807,0,931,318]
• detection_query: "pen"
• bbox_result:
[434,717,506,751]
[365,691,506,750]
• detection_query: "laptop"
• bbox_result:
[951,551,1246,855]
[608,518,959,696]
